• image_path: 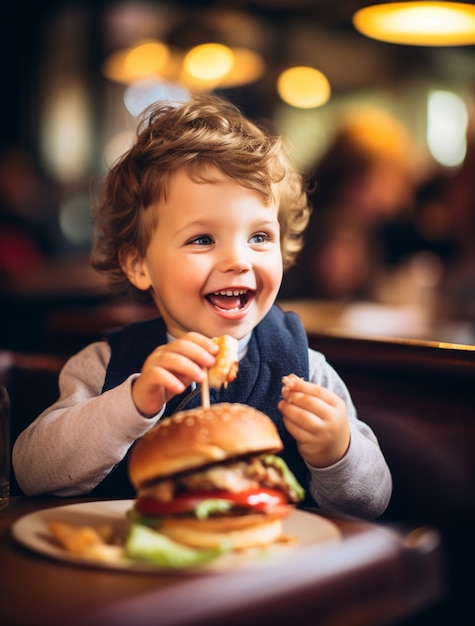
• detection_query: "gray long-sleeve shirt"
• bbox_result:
[12,340,392,519]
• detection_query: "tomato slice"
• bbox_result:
[230,489,287,510]
[136,488,287,517]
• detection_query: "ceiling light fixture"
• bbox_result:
[353,2,475,46]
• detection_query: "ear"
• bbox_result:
[120,249,152,291]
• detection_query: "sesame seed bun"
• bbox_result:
[128,403,283,490]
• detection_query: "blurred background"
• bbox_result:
[1,0,475,354]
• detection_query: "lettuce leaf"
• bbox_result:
[194,498,233,519]
[260,454,306,501]
[125,523,230,569]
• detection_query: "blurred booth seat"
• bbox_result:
[1,265,109,354]
[278,298,459,343]
[306,330,475,625]
[45,300,157,356]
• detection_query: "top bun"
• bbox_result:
[128,403,283,490]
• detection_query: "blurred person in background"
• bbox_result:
[435,132,475,329]
[279,108,426,303]
[0,147,63,288]
[0,147,103,354]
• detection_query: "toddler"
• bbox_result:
[13,94,391,518]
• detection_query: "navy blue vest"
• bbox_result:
[92,305,311,502]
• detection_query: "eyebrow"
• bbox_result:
[177,215,280,233]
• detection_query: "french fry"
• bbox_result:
[80,542,124,562]
[48,520,123,561]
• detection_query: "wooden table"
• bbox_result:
[1,496,445,626]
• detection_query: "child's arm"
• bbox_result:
[12,342,152,496]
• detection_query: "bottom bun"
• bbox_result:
[159,515,284,550]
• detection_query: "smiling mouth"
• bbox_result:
[206,289,252,311]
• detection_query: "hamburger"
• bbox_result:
[127,402,305,553]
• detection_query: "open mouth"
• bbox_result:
[206,289,253,311]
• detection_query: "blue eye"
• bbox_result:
[188,235,213,246]
[249,232,269,244]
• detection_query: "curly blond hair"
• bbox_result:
[91,94,310,298]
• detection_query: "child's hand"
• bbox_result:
[278,374,351,468]
[131,332,219,417]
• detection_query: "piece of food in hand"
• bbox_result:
[208,335,238,389]
[127,403,305,553]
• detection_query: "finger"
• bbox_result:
[147,351,210,384]
[282,394,326,421]
[281,380,336,416]
[282,375,340,406]
[280,401,314,432]
[283,415,314,443]
[279,392,318,426]
[182,332,220,356]
[142,365,188,394]
[148,336,217,375]
[167,336,218,369]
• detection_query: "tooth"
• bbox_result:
[213,289,247,296]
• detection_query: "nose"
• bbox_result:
[218,242,252,274]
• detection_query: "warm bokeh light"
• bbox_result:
[103,40,171,84]
[218,48,266,88]
[277,66,331,109]
[353,2,475,46]
[103,39,265,91]
[124,40,170,79]
[103,48,133,84]
[183,43,234,82]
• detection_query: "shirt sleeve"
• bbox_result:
[12,342,164,496]
[305,348,393,519]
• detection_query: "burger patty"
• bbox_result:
[140,456,299,503]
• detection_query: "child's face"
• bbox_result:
[125,166,283,339]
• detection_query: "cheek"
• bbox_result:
[162,259,207,294]
[272,248,284,274]
[262,252,283,287]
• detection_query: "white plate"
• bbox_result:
[12,499,341,574]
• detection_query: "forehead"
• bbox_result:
[158,165,275,209]
[144,164,283,236]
